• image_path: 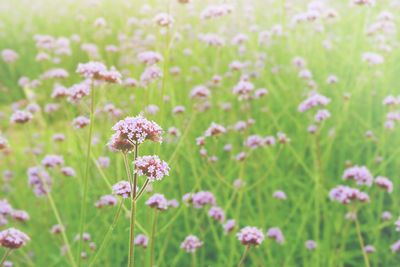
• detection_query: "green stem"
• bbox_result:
[238,245,251,267]
[191,252,195,267]
[77,81,95,266]
[150,209,159,267]
[0,249,12,267]
[128,143,138,267]
[354,209,371,267]
[89,199,124,267]
[24,127,76,267]
[135,178,149,201]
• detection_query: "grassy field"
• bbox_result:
[0,0,400,266]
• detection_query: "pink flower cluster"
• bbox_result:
[27,166,53,197]
[180,235,203,252]
[233,80,254,100]
[237,226,264,246]
[208,206,225,224]
[153,13,174,27]
[190,85,211,100]
[184,191,216,208]
[67,80,91,103]
[298,93,331,112]
[76,61,121,83]
[134,234,148,248]
[112,181,131,198]
[329,185,370,204]
[72,116,90,129]
[133,155,169,182]
[204,122,226,137]
[42,154,64,169]
[95,195,117,208]
[107,114,164,152]
[137,51,163,65]
[0,136,9,150]
[375,176,393,193]
[145,193,168,211]
[10,110,33,124]
[0,199,12,216]
[266,227,284,244]
[200,5,234,20]
[0,228,30,248]
[342,165,373,186]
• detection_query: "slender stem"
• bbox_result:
[128,143,139,267]
[135,179,149,201]
[158,0,171,123]
[133,143,138,198]
[123,152,133,186]
[89,199,124,267]
[191,252,195,267]
[129,200,136,267]
[150,209,159,267]
[354,209,371,267]
[77,82,95,266]
[0,249,12,267]
[24,128,76,267]
[238,245,251,267]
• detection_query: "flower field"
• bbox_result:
[0,0,400,266]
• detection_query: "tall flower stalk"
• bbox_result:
[107,114,169,267]
[75,62,122,265]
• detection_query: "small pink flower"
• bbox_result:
[135,234,148,248]
[153,13,174,27]
[107,115,164,152]
[2,49,19,63]
[0,136,9,150]
[391,240,400,253]
[137,51,163,65]
[61,167,76,177]
[329,185,370,204]
[190,85,211,100]
[42,155,64,169]
[223,219,235,235]
[180,235,203,252]
[10,110,33,124]
[167,199,179,208]
[72,116,90,129]
[382,211,392,220]
[273,190,287,200]
[364,245,375,253]
[112,181,131,198]
[305,240,317,250]
[266,227,284,244]
[133,155,169,182]
[74,233,91,242]
[12,210,29,222]
[237,226,264,246]
[145,193,168,211]
[298,93,330,112]
[0,228,30,248]
[0,199,12,216]
[375,176,393,193]
[192,191,216,208]
[208,206,225,224]
[343,165,373,187]
[95,195,118,208]
[205,123,226,137]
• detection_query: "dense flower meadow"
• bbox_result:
[0,0,400,266]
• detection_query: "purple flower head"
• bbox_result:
[133,155,169,182]
[0,228,30,249]
[180,235,203,253]
[237,226,264,246]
